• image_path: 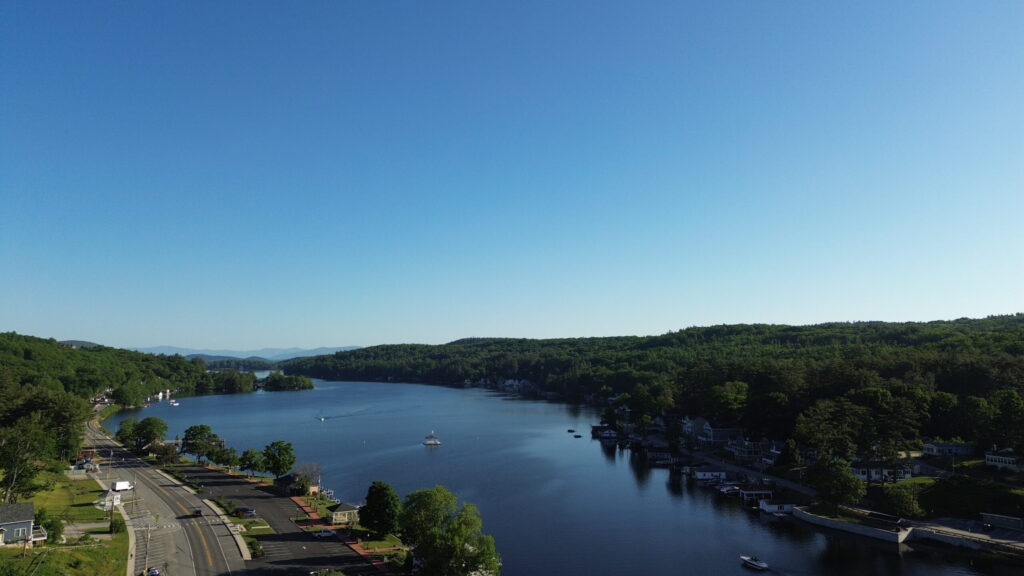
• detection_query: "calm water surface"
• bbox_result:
[106,381,1009,576]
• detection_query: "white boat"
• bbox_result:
[740,555,768,570]
[423,431,441,446]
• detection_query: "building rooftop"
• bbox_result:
[0,502,34,524]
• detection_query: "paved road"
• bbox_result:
[179,465,382,575]
[86,420,246,576]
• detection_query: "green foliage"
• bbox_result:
[110,515,127,534]
[182,425,221,464]
[240,448,265,476]
[262,440,296,478]
[401,485,500,576]
[807,459,866,513]
[362,480,403,539]
[262,372,314,391]
[0,333,267,405]
[150,442,181,464]
[0,412,56,503]
[210,446,241,471]
[115,417,138,447]
[918,474,1024,518]
[34,506,64,544]
[280,315,1024,458]
[881,481,928,518]
[116,416,169,452]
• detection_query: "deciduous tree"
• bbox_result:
[362,481,402,538]
[240,448,265,477]
[262,440,296,478]
[401,485,500,576]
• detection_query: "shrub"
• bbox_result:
[110,515,127,534]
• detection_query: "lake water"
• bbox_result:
[105,380,1009,576]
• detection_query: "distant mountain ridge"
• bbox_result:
[131,345,360,362]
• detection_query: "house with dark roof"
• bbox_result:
[0,503,45,547]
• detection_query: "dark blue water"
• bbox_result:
[105,381,1006,576]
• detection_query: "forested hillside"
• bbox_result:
[0,332,255,405]
[282,316,1024,457]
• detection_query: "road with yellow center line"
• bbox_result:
[86,418,244,576]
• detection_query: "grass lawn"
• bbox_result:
[32,472,111,524]
[0,532,128,576]
[894,476,936,487]
[360,534,403,551]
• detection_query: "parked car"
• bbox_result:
[235,507,257,518]
[311,529,337,538]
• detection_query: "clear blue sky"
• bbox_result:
[2,1,1022,349]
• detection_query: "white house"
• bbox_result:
[923,442,973,458]
[758,500,794,514]
[985,448,1021,472]
[698,422,743,447]
[850,461,913,483]
[693,466,728,481]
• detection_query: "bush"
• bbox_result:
[34,506,64,544]
[110,515,127,534]
[881,483,924,519]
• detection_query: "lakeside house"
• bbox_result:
[922,441,973,458]
[0,503,45,547]
[850,460,914,483]
[759,500,794,514]
[680,416,708,439]
[698,422,743,448]
[693,466,728,481]
[985,448,1021,472]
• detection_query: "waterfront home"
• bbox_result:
[758,500,794,514]
[850,460,913,483]
[726,437,782,465]
[681,416,708,439]
[922,441,973,458]
[760,440,785,467]
[693,466,728,481]
[327,502,360,526]
[0,503,45,547]
[739,487,774,503]
[698,422,743,447]
[985,448,1021,472]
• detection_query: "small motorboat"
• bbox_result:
[423,431,441,446]
[567,429,575,433]
[740,555,768,571]
[574,434,582,438]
